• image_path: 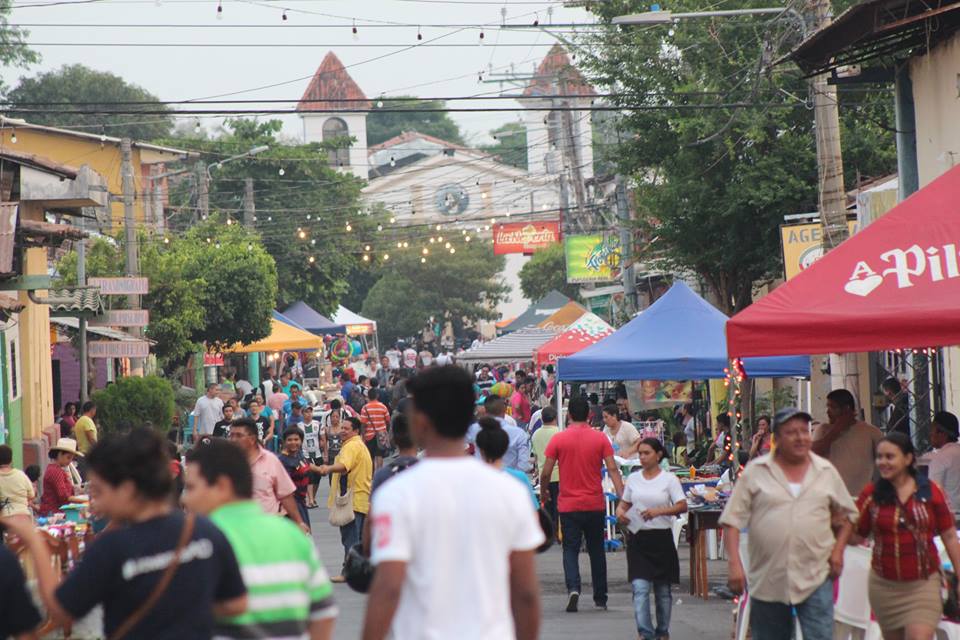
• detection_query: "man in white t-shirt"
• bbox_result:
[363,366,543,640]
[192,383,224,442]
[385,346,402,371]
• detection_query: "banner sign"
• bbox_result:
[780,220,858,280]
[89,277,149,295]
[345,324,374,335]
[203,352,225,367]
[89,340,150,359]
[637,380,693,405]
[564,234,621,283]
[89,310,149,327]
[493,221,560,255]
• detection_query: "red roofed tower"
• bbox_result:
[517,44,596,180]
[298,51,370,180]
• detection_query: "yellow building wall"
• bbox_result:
[0,128,151,227]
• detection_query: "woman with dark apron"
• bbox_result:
[617,438,688,640]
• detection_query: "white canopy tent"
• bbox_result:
[457,328,558,364]
[332,305,379,353]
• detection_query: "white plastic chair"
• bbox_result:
[834,546,873,635]
[937,621,960,640]
[672,512,688,549]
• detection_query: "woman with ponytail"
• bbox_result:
[476,416,538,510]
[856,432,960,639]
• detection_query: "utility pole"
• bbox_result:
[615,174,637,316]
[196,160,209,222]
[121,138,144,375]
[77,209,89,403]
[243,177,256,228]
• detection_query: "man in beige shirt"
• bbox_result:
[721,407,856,640]
[811,388,882,497]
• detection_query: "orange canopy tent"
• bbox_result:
[537,300,588,330]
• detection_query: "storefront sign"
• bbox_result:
[203,352,225,367]
[89,310,149,327]
[780,220,858,280]
[89,277,149,295]
[89,340,150,359]
[345,324,374,335]
[564,234,621,283]
[493,221,560,255]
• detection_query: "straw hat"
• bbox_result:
[50,437,83,457]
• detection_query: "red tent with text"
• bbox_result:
[727,164,960,357]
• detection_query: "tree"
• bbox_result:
[361,240,508,346]
[6,64,173,140]
[91,376,175,434]
[0,4,38,95]
[519,244,580,302]
[159,119,379,316]
[480,122,527,170]
[579,0,897,313]
[366,96,464,146]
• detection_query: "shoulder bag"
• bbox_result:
[108,513,196,640]
[328,466,355,527]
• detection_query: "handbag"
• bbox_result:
[328,470,355,527]
[108,513,195,640]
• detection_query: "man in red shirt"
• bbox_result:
[360,387,391,470]
[540,397,624,613]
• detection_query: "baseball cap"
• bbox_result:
[773,407,813,432]
[934,411,960,438]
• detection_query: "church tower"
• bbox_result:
[298,52,370,181]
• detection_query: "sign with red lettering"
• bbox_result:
[203,353,225,367]
[89,310,150,327]
[493,221,560,255]
[89,277,149,295]
[88,340,150,359]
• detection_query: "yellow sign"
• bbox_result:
[780,220,858,280]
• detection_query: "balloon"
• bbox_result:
[350,340,362,356]
[489,382,513,398]
[329,338,351,365]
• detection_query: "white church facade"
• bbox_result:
[297,46,596,323]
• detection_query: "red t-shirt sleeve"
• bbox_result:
[855,483,875,538]
[930,482,954,534]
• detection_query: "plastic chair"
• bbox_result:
[834,546,873,634]
[672,512,688,549]
[937,621,960,640]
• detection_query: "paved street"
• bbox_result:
[309,485,735,639]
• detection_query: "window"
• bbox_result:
[322,118,351,167]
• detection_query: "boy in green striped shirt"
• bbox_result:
[184,440,337,640]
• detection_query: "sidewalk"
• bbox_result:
[308,491,735,639]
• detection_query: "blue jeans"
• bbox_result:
[632,579,672,639]
[339,511,366,560]
[559,511,607,605]
[750,578,834,640]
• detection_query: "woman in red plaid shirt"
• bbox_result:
[856,432,960,639]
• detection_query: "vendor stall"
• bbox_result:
[534,312,613,366]
[232,313,326,353]
[499,290,572,333]
[727,163,960,356]
[536,300,588,331]
[457,328,558,365]
[281,301,346,336]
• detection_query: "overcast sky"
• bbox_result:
[8,0,593,143]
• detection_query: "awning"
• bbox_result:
[457,328,558,363]
[559,282,810,381]
[535,313,614,366]
[332,305,377,335]
[51,316,153,342]
[537,300,588,330]
[231,316,325,354]
[281,301,345,335]
[728,164,960,357]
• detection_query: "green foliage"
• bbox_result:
[519,243,581,302]
[479,122,527,170]
[753,386,798,418]
[361,240,508,346]
[159,119,377,315]
[367,96,465,146]
[5,64,172,140]
[91,375,176,433]
[0,1,38,95]
[579,0,897,312]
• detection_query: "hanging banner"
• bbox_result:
[780,220,858,280]
[89,310,150,327]
[89,340,150,359]
[493,221,561,255]
[564,234,621,283]
[89,277,149,295]
[637,380,694,405]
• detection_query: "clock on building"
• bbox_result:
[434,184,470,215]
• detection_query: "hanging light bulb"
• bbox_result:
[310,239,316,246]
[345,222,352,231]
[403,241,409,248]
[422,247,429,255]
[450,247,456,254]
[278,167,285,176]
[194,120,201,134]
[437,236,443,242]
[267,216,272,222]
[247,243,253,251]
[216,0,223,19]
[9,129,16,144]
[465,235,471,242]
[363,254,370,262]
[444,242,451,249]
[417,26,422,40]
[429,237,435,244]
[308,255,315,263]
[282,9,287,21]
[389,216,396,224]
[215,241,222,249]
[377,224,383,231]
[364,244,371,251]
[383,253,389,261]
[352,19,358,39]
[163,236,170,244]
[298,230,306,239]
[377,98,384,108]
[397,241,403,249]
[421,257,427,264]
[436,224,442,230]
[206,237,212,244]
[390,156,396,168]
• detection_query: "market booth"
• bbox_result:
[281,301,346,336]
[458,327,558,366]
[534,312,613,366]
[726,163,960,636]
[557,282,809,597]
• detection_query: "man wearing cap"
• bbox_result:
[927,411,960,516]
[720,408,857,640]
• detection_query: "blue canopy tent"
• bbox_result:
[557,281,810,381]
[281,301,346,336]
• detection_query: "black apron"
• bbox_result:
[626,528,680,583]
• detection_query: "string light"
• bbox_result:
[278,168,285,176]
[422,247,429,255]
[308,255,315,263]
[450,247,456,254]
[383,253,389,261]
[389,216,396,224]
[206,237,212,244]
[397,241,402,248]
[376,224,383,231]
[417,26,422,40]
[247,243,253,251]
[364,244,371,251]
[345,222,352,231]
[9,129,16,144]
[352,19,358,39]
[421,257,427,263]
[194,120,201,134]
[216,0,222,19]
[444,242,451,249]
[465,235,471,242]
[390,156,396,168]
[437,236,443,242]
[310,239,316,245]
[363,254,370,262]
[163,236,170,244]
[436,224,442,231]
[282,9,287,21]
[402,241,409,248]
[298,230,306,239]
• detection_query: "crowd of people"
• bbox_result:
[6,350,960,640]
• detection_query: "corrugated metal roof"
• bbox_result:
[51,316,152,342]
[457,328,558,363]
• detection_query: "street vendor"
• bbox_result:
[40,438,84,516]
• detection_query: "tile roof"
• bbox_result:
[367,130,471,155]
[18,218,89,242]
[46,287,104,316]
[297,52,371,112]
[523,44,596,98]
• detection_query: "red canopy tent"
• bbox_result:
[535,312,614,366]
[727,164,960,357]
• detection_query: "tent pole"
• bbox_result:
[557,380,565,430]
